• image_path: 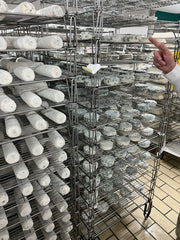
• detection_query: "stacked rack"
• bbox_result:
[0,1,77,239]
[69,1,180,239]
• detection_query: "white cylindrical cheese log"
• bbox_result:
[32,181,50,206]
[5,59,43,72]
[24,228,37,240]
[42,230,57,240]
[13,36,37,50]
[21,91,42,108]
[59,220,73,233]
[37,172,51,187]
[40,218,55,233]
[37,36,63,49]
[33,155,49,170]
[56,163,70,180]
[0,0,8,12]
[0,228,9,240]
[25,136,44,156]
[12,160,29,179]
[26,112,49,131]
[50,173,70,196]
[14,189,32,217]
[11,2,36,14]
[35,65,61,78]
[37,88,64,103]
[0,69,12,85]
[14,67,35,81]
[0,37,7,50]
[49,191,68,213]
[2,142,20,164]
[18,178,33,197]
[0,94,16,113]
[37,204,52,221]
[59,232,71,240]
[41,108,66,124]
[5,115,22,138]
[19,214,33,231]
[0,185,8,207]
[46,144,67,163]
[0,207,8,230]
[60,211,71,223]
[36,5,64,17]
[48,130,65,148]
[52,149,67,163]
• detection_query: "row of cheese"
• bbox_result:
[0,35,63,50]
[0,0,64,17]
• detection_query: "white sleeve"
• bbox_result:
[164,64,180,91]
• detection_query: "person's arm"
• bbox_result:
[164,64,180,91]
[149,37,180,91]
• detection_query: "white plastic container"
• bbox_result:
[0,184,8,206]
[48,130,65,148]
[25,136,44,156]
[20,91,42,108]
[2,142,20,164]
[5,115,22,138]
[13,66,35,81]
[41,108,66,124]
[26,111,49,131]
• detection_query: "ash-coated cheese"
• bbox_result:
[138,139,151,148]
[119,122,132,132]
[104,109,120,120]
[99,140,113,151]
[141,127,154,136]
[102,126,117,137]
[129,131,141,142]
[116,136,130,147]
[100,155,115,167]
[99,167,113,179]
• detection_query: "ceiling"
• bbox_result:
[155,4,180,13]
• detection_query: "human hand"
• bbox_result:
[149,37,176,74]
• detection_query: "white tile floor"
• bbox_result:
[99,153,180,240]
